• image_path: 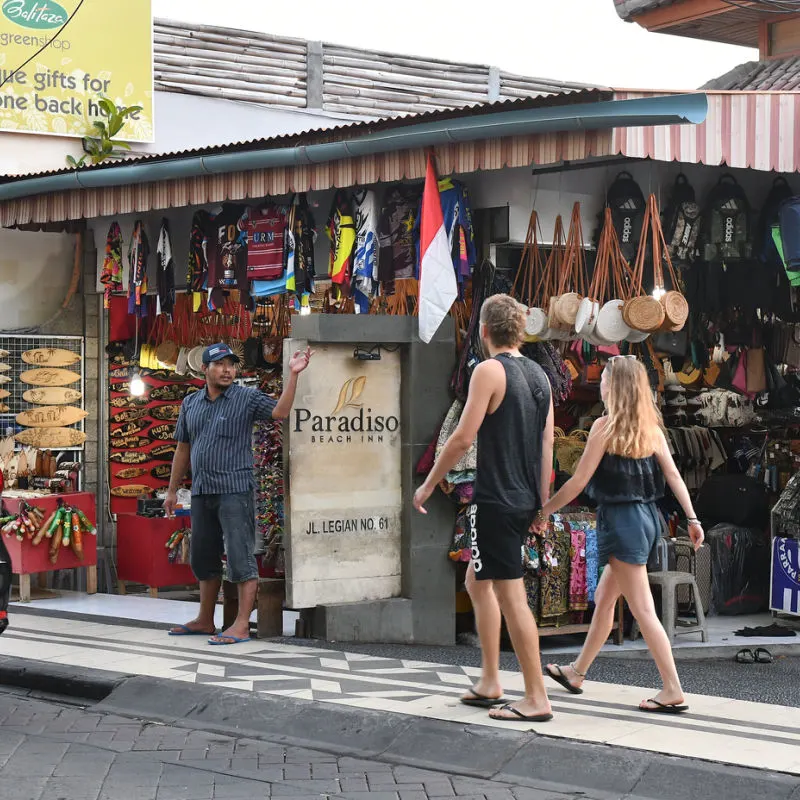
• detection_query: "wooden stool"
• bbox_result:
[632,571,708,643]
[222,577,285,639]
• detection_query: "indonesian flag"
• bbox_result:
[418,155,457,344]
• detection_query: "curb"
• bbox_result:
[1,656,798,800]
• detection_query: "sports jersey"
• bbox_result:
[156,218,175,320]
[292,194,316,297]
[326,190,356,294]
[207,204,248,312]
[353,189,379,312]
[127,220,149,318]
[379,185,420,286]
[241,205,287,281]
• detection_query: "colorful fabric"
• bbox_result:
[241,205,287,281]
[353,189,380,312]
[187,210,212,293]
[291,194,317,297]
[326,190,357,293]
[539,516,570,620]
[378,185,420,287]
[100,221,123,309]
[585,524,600,603]
[207,204,248,311]
[569,527,588,612]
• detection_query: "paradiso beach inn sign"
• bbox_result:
[285,342,402,608]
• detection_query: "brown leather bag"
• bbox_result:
[745,347,767,394]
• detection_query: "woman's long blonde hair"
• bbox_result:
[602,357,663,458]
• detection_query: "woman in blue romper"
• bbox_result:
[536,356,704,714]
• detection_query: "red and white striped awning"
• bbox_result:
[2,91,799,226]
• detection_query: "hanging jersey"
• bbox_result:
[379,186,420,285]
[187,210,212,294]
[207,205,248,311]
[353,189,379,312]
[242,205,287,281]
[127,220,149,318]
[292,194,317,296]
[326,190,356,291]
[156,219,176,319]
[100,221,123,309]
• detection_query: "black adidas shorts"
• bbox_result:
[472,504,536,581]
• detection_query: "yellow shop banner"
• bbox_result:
[0,0,153,141]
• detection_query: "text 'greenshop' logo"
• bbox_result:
[2,0,68,29]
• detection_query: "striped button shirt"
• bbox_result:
[175,383,276,495]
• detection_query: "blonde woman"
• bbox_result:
[536,355,704,714]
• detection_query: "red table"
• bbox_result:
[116,513,196,595]
[3,492,98,602]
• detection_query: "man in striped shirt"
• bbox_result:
[165,342,312,645]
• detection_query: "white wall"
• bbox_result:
[0,229,76,330]
[1,92,365,177]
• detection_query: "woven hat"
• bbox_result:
[187,346,205,375]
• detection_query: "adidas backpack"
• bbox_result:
[605,172,646,263]
[703,174,752,262]
[663,174,702,265]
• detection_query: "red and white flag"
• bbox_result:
[418,155,457,344]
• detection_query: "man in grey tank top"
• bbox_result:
[414,295,555,723]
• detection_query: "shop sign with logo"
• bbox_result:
[771,536,800,617]
[0,0,153,141]
[285,341,402,608]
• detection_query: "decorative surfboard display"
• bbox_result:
[110,419,149,437]
[0,375,9,384]
[109,367,133,379]
[149,443,177,461]
[150,384,199,401]
[23,387,82,405]
[111,408,148,424]
[150,464,172,480]
[115,467,149,479]
[109,435,150,451]
[110,381,132,394]
[0,363,10,373]
[111,485,152,498]
[16,406,87,428]
[21,368,80,387]
[109,395,148,408]
[0,389,9,400]
[15,427,86,448]
[109,451,150,465]
[21,348,81,367]
[147,370,189,383]
[150,404,182,421]
[148,423,176,441]
[0,403,9,413]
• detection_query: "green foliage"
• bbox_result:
[65,96,142,169]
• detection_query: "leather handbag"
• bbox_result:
[653,330,689,357]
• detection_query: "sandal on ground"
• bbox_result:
[754,647,774,664]
[545,664,583,695]
[735,648,755,664]
[489,703,553,723]
[639,698,689,714]
[460,689,506,709]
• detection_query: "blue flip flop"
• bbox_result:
[208,635,251,646]
[168,624,217,637]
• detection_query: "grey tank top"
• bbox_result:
[474,353,551,510]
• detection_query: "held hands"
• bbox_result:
[289,347,313,375]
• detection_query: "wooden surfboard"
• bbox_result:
[111,485,152,498]
[21,368,80,387]
[149,423,176,441]
[109,367,133,379]
[109,451,149,464]
[0,363,10,373]
[0,403,9,413]
[147,370,188,383]
[0,389,9,400]
[23,387,82,405]
[115,467,149,479]
[111,420,149,437]
[150,464,173,480]
[149,443,177,461]
[22,348,81,367]
[150,404,182,421]
[15,427,86,448]
[150,384,198,401]
[16,406,87,428]
[111,408,148,424]
[0,375,9,384]
[109,395,147,409]
[109,435,150,450]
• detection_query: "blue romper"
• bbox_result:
[585,453,665,568]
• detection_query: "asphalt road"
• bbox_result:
[277,637,800,707]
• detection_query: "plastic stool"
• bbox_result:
[631,571,708,643]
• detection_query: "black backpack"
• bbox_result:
[703,174,752,262]
[758,177,793,265]
[663,174,702,265]
[605,172,646,263]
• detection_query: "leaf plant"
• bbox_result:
[66,97,143,169]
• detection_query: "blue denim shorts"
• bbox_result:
[596,501,660,569]
[190,492,258,583]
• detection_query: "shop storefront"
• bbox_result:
[1,88,798,645]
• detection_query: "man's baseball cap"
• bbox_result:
[202,343,240,365]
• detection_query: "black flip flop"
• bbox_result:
[754,647,774,664]
[546,664,583,695]
[639,698,689,714]
[735,648,755,664]
[489,704,553,723]
[460,690,506,709]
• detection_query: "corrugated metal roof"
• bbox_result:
[0,89,613,185]
[153,18,591,119]
[613,0,676,21]
[703,57,800,90]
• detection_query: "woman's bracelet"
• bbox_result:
[686,517,701,525]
